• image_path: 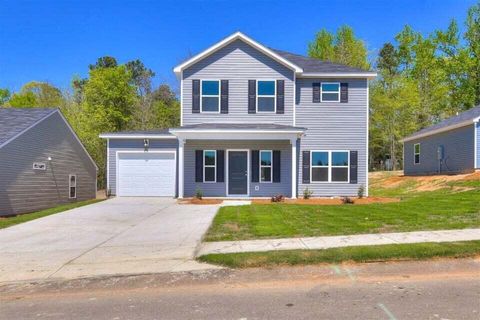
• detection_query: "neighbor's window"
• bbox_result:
[311,151,349,183]
[311,151,329,182]
[414,143,420,164]
[331,151,349,182]
[321,83,340,102]
[201,80,220,112]
[69,174,77,199]
[257,80,276,112]
[260,150,272,182]
[203,150,216,182]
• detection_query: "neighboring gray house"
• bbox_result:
[0,108,97,216]
[100,32,376,198]
[402,105,480,175]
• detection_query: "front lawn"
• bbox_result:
[0,199,103,229]
[205,173,480,242]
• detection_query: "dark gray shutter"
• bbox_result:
[216,150,225,182]
[192,80,200,113]
[195,150,203,182]
[276,80,284,114]
[350,150,358,184]
[312,83,321,103]
[221,80,229,114]
[248,80,256,114]
[251,150,259,182]
[273,150,281,182]
[340,83,348,103]
[302,151,310,183]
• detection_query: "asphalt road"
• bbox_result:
[1,258,479,319]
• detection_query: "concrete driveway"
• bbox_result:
[0,198,220,283]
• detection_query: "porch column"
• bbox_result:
[178,138,184,199]
[290,138,297,199]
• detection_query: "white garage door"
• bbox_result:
[117,152,176,197]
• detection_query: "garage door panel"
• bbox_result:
[118,152,176,197]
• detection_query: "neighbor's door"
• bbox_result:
[228,151,248,195]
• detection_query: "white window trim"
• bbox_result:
[259,150,273,183]
[414,143,420,165]
[310,150,350,183]
[69,174,77,199]
[203,150,217,183]
[200,79,220,113]
[320,82,341,103]
[256,80,276,113]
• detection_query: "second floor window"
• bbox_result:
[201,80,220,112]
[321,82,340,102]
[257,80,276,112]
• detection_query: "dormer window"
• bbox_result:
[257,80,276,112]
[201,80,220,112]
[321,82,340,102]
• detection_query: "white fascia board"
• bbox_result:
[99,134,177,139]
[171,131,304,141]
[173,32,303,74]
[401,120,474,143]
[299,72,377,79]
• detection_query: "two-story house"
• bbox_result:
[100,32,376,198]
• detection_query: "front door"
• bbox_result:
[228,151,248,195]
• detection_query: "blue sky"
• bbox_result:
[0,0,476,93]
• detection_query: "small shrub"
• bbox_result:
[271,194,285,202]
[195,187,203,200]
[303,187,313,199]
[357,185,365,199]
[341,196,355,204]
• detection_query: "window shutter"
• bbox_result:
[248,80,256,114]
[221,80,229,114]
[217,150,225,182]
[276,80,284,114]
[195,150,203,182]
[312,83,320,103]
[251,150,259,182]
[302,151,310,183]
[350,150,358,184]
[192,80,200,113]
[273,150,281,182]
[340,83,348,103]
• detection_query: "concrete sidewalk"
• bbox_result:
[197,228,480,256]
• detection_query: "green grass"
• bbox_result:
[0,199,103,229]
[205,176,480,242]
[198,241,480,268]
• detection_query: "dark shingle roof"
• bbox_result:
[272,48,374,74]
[0,108,58,146]
[172,123,306,131]
[404,105,480,141]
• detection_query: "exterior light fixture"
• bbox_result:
[143,139,149,149]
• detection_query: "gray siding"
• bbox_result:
[182,39,295,125]
[476,122,480,169]
[404,124,475,175]
[108,139,178,196]
[296,78,368,197]
[0,112,97,216]
[184,140,292,197]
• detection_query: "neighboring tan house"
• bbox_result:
[0,108,97,216]
[402,105,480,175]
[100,32,376,198]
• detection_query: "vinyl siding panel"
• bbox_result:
[184,140,292,197]
[404,124,475,175]
[476,122,480,169]
[0,112,97,216]
[107,139,178,196]
[183,39,294,125]
[296,78,368,197]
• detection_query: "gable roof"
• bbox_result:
[0,108,58,147]
[402,105,480,142]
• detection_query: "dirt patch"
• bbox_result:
[252,197,399,205]
[177,198,223,205]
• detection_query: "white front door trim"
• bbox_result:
[226,149,250,197]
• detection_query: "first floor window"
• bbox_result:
[260,150,272,182]
[204,150,216,182]
[321,82,340,102]
[311,151,349,182]
[201,80,220,112]
[257,80,276,112]
[414,143,420,164]
[69,174,77,199]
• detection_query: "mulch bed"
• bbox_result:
[177,198,224,205]
[252,197,400,205]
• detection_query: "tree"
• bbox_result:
[308,25,370,70]
[7,91,37,107]
[377,43,399,77]
[126,59,156,129]
[0,88,10,106]
[89,56,118,70]
[465,2,480,105]
[6,81,63,108]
